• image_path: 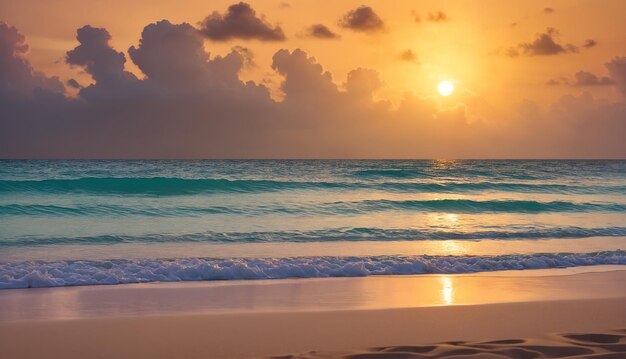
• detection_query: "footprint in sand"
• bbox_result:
[273,329,626,359]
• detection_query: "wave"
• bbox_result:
[352,199,626,213]
[3,226,626,247]
[1,177,624,195]
[0,177,333,195]
[1,251,624,289]
[2,198,624,217]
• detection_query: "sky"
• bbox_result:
[1,0,625,158]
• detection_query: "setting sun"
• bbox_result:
[438,80,455,96]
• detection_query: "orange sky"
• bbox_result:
[4,0,625,103]
[1,0,625,158]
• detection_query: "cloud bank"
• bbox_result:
[1,20,625,159]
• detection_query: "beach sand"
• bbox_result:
[279,329,626,358]
[1,267,625,358]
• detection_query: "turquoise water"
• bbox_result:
[1,160,625,288]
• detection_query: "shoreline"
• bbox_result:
[1,267,626,358]
[2,251,625,290]
[1,266,625,322]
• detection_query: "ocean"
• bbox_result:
[1,160,625,289]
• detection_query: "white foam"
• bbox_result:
[1,252,625,289]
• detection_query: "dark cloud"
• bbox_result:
[543,8,555,14]
[66,25,143,100]
[546,78,561,86]
[0,21,64,97]
[65,26,127,82]
[304,24,340,39]
[129,20,210,88]
[606,56,626,96]
[272,48,338,103]
[573,71,614,86]
[583,39,597,48]
[427,11,448,22]
[278,2,290,8]
[515,28,578,56]
[339,6,384,32]
[399,49,419,63]
[199,2,286,41]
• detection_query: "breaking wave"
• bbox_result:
[1,251,625,289]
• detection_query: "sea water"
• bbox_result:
[0,160,625,288]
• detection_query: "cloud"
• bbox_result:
[543,8,555,14]
[398,49,419,63]
[344,67,383,101]
[1,21,626,159]
[572,71,614,86]
[129,20,210,88]
[515,28,578,56]
[427,11,448,22]
[198,2,286,41]
[65,26,126,81]
[65,25,143,100]
[0,21,64,98]
[304,24,340,39]
[549,68,617,87]
[411,11,449,23]
[232,45,255,67]
[583,39,597,48]
[271,48,338,103]
[339,6,384,32]
[606,56,626,96]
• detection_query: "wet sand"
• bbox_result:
[1,267,625,358]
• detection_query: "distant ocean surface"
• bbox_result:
[1,160,625,289]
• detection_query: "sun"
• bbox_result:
[437,80,455,96]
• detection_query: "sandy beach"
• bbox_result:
[3,0,626,355]
[1,267,625,358]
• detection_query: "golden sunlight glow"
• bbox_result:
[437,80,455,96]
[440,276,454,305]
